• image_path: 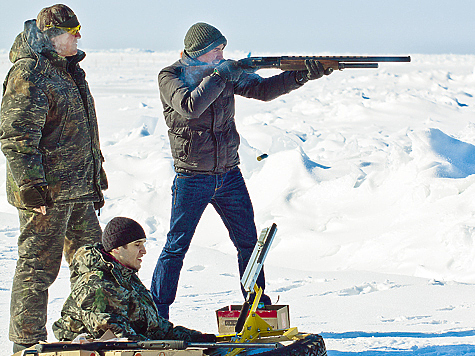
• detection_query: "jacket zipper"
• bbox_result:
[70,67,102,203]
[211,103,218,172]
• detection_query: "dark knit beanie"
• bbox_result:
[102,217,146,252]
[37,4,79,38]
[184,22,227,58]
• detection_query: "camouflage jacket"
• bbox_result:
[53,243,203,341]
[0,20,107,208]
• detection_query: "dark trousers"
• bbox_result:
[9,202,101,344]
[151,167,268,319]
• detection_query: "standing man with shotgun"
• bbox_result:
[0,4,107,353]
[152,22,331,319]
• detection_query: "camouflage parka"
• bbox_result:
[53,243,203,341]
[0,20,107,208]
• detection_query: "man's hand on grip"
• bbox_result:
[190,333,217,343]
[214,60,243,82]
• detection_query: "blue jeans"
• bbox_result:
[151,167,269,319]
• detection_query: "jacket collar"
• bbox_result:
[10,19,86,70]
[71,244,138,286]
[181,50,211,67]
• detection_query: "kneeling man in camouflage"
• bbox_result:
[53,217,215,343]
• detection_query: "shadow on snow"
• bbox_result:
[323,330,475,355]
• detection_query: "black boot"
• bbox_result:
[13,342,36,354]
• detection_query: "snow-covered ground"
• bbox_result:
[1,49,475,355]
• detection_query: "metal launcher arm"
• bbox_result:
[234,223,278,334]
[222,224,282,356]
[240,223,277,296]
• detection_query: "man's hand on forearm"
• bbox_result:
[295,59,332,84]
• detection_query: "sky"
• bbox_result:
[1,0,475,55]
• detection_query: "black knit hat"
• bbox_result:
[184,22,227,58]
[102,217,146,252]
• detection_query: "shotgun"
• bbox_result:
[237,55,411,73]
[34,339,277,353]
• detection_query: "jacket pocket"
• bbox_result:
[170,130,191,161]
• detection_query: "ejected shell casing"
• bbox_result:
[257,154,268,161]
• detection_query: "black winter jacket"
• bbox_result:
[158,53,303,174]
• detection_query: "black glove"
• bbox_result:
[20,184,53,209]
[94,199,105,211]
[99,166,108,190]
[190,333,217,343]
[214,60,243,82]
[295,60,329,84]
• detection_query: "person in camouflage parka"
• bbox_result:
[0,5,107,352]
[53,217,207,342]
[1,13,106,210]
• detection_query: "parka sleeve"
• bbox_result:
[78,281,146,340]
[54,274,202,342]
[0,66,48,189]
[158,66,226,119]
[147,317,203,342]
[53,277,146,341]
[234,70,302,102]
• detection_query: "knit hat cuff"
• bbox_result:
[102,217,146,252]
[186,36,227,59]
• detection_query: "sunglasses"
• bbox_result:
[45,24,81,35]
